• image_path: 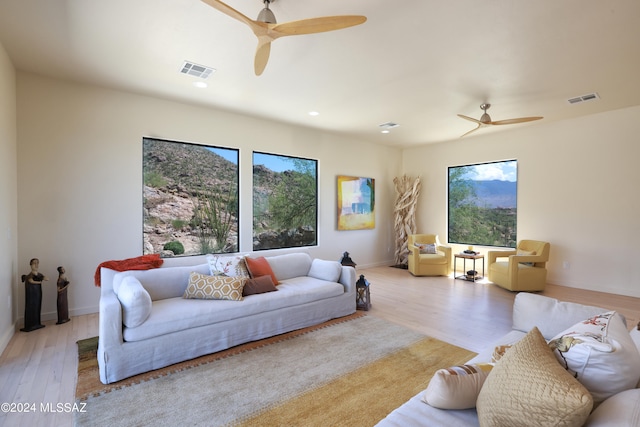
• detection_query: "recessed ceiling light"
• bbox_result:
[308,111,320,116]
[193,81,208,88]
[381,130,390,134]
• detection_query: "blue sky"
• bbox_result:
[462,160,517,182]
[253,152,305,173]
[207,147,238,164]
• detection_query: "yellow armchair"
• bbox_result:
[407,234,452,276]
[487,240,550,291]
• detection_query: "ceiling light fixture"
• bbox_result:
[193,81,208,88]
[308,111,320,116]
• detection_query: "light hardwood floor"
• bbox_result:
[1,266,639,426]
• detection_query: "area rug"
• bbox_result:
[75,314,475,427]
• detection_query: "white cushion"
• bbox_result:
[422,363,493,409]
[512,293,620,340]
[585,388,640,426]
[549,311,640,404]
[116,276,152,328]
[308,259,342,283]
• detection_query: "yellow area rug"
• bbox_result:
[75,314,475,427]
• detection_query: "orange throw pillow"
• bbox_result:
[244,256,279,285]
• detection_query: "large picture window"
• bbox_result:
[448,160,517,248]
[253,152,318,250]
[143,137,239,256]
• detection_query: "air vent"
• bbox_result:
[180,61,215,79]
[379,122,400,130]
[567,92,600,105]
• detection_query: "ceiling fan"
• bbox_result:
[201,0,366,75]
[457,103,543,138]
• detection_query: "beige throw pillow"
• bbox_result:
[477,327,593,427]
[422,363,493,409]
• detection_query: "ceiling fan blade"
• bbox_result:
[254,41,271,75]
[490,116,543,125]
[460,124,481,138]
[271,15,366,36]
[200,0,256,26]
[457,114,483,124]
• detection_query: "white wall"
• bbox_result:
[15,72,401,321]
[0,41,18,352]
[402,105,640,297]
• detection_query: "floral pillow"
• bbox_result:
[207,254,250,278]
[415,243,437,254]
[548,311,640,404]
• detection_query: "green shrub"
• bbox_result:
[163,240,185,255]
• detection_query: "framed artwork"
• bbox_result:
[252,152,318,250]
[337,176,375,230]
[142,137,239,256]
[448,159,517,248]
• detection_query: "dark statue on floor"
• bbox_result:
[56,266,70,324]
[20,258,48,332]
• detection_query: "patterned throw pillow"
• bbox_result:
[549,311,640,404]
[422,363,493,409]
[183,272,246,301]
[415,243,437,254]
[477,327,593,426]
[207,254,250,277]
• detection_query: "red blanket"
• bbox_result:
[94,254,164,287]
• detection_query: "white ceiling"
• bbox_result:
[1,0,639,147]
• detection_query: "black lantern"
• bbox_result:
[339,251,356,268]
[355,274,371,311]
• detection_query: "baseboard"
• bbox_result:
[0,321,16,356]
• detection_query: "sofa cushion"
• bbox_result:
[549,311,640,404]
[585,389,640,426]
[243,275,278,296]
[183,272,246,301]
[116,276,152,328]
[245,256,279,285]
[308,259,342,283]
[263,253,313,281]
[512,293,621,340]
[123,277,344,342]
[422,363,493,410]
[113,263,211,301]
[477,327,593,427]
[207,254,250,277]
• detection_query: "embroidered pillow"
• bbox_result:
[242,275,278,296]
[549,311,640,404]
[183,272,246,301]
[477,327,593,426]
[422,363,493,409]
[206,254,249,277]
[244,256,279,285]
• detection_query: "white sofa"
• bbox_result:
[377,293,640,426]
[98,252,356,384]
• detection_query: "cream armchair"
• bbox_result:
[407,234,452,276]
[487,240,550,292]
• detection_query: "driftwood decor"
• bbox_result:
[393,175,421,266]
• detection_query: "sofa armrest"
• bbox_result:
[338,266,357,295]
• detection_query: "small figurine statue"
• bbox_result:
[56,266,70,324]
[20,258,48,332]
